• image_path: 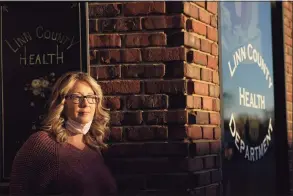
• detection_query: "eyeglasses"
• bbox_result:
[65,94,99,104]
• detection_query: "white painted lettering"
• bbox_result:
[239,87,266,109]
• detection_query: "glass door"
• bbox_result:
[220,2,276,196]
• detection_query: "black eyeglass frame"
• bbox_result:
[64,94,99,104]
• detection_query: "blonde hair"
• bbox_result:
[41,71,110,149]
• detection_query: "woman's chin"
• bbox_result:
[74,117,93,125]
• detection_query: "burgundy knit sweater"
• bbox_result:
[9,131,117,196]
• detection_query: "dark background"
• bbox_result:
[0,2,83,181]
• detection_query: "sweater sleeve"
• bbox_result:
[9,131,58,196]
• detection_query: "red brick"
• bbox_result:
[208,56,218,70]
[194,2,205,8]
[212,99,220,112]
[203,127,214,139]
[206,184,219,196]
[284,9,293,21]
[121,64,165,78]
[214,127,221,140]
[286,63,293,73]
[207,27,218,42]
[186,96,202,109]
[126,95,168,109]
[90,65,121,80]
[201,68,213,82]
[187,19,206,36]
[289,122,293,132]
[184,3,199,19]
[210,141,221,154]
[147,173,192,189]
[284,26,292,36]
[142,47,185,62]
[184,32,201,50]
[89,3,122,18]
[196,112,210,124]
[199,9,211,25]
[211,43,218,56]
[283,2,292,11]
[186,126,202,139]
[209,85,220,98]
[288,83,293,93]
[207,2,217,14]
[109,127,123,141]
[287,102,292,112]
[211,15,217,28]
[204,156,215,169]
[211,170,221,183]
[187,51,208,66]
[98,18,141,32]
[188,111,209,124]
[287,112,292,124]
[143,15,186,29]
[285,45,293,55]
[164,61,185,78]
[285,55,292,64]
[201,39,212,53]
[89,34,121,48]
[168,126,186,140]
[210,113,220,125]
[287,93,293,102]
[168,96,186,109]
[89,20,98,33]
[203,97,213,111]
[143,111,166,125]
[125,126,168,141]
[185,63,200,79]
[286,77,291,87]
[198,172,211,186]
[89,50,98,65]
[167,110,188,124]
[285,35,293,47]
[194,81,209,96]
[110,111,143,126]
[284,17,291,29]
[213,71,219,84]
[124,2,165,16]
[99,80,141,95]
[106,143,145,157]
[145,80,186,94]
[99,49,141,64]
[195,142,210,156]
[103,96,121,110]
[125,33,166,47]
[288,103,293,113]
[188,158,204,171]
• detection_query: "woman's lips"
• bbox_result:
[78,112,90,116]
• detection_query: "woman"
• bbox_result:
[9,72,117,196]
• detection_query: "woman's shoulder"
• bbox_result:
[21,131,57,155]
[26,130,55,144]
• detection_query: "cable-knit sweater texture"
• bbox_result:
[9,131,117,196]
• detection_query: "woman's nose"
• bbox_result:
[79,97,90,107]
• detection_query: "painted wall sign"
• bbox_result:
[220,2,276,196]
[0,3,85,181]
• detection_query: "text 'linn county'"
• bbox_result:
[4,25,80,65]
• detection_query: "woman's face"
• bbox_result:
[64,80,97,125]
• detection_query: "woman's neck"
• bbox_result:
[67,133,84,144]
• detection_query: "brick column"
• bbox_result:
[283,2,293,195]
[88,2,220,195]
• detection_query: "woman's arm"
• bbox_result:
[9,131,58,195]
